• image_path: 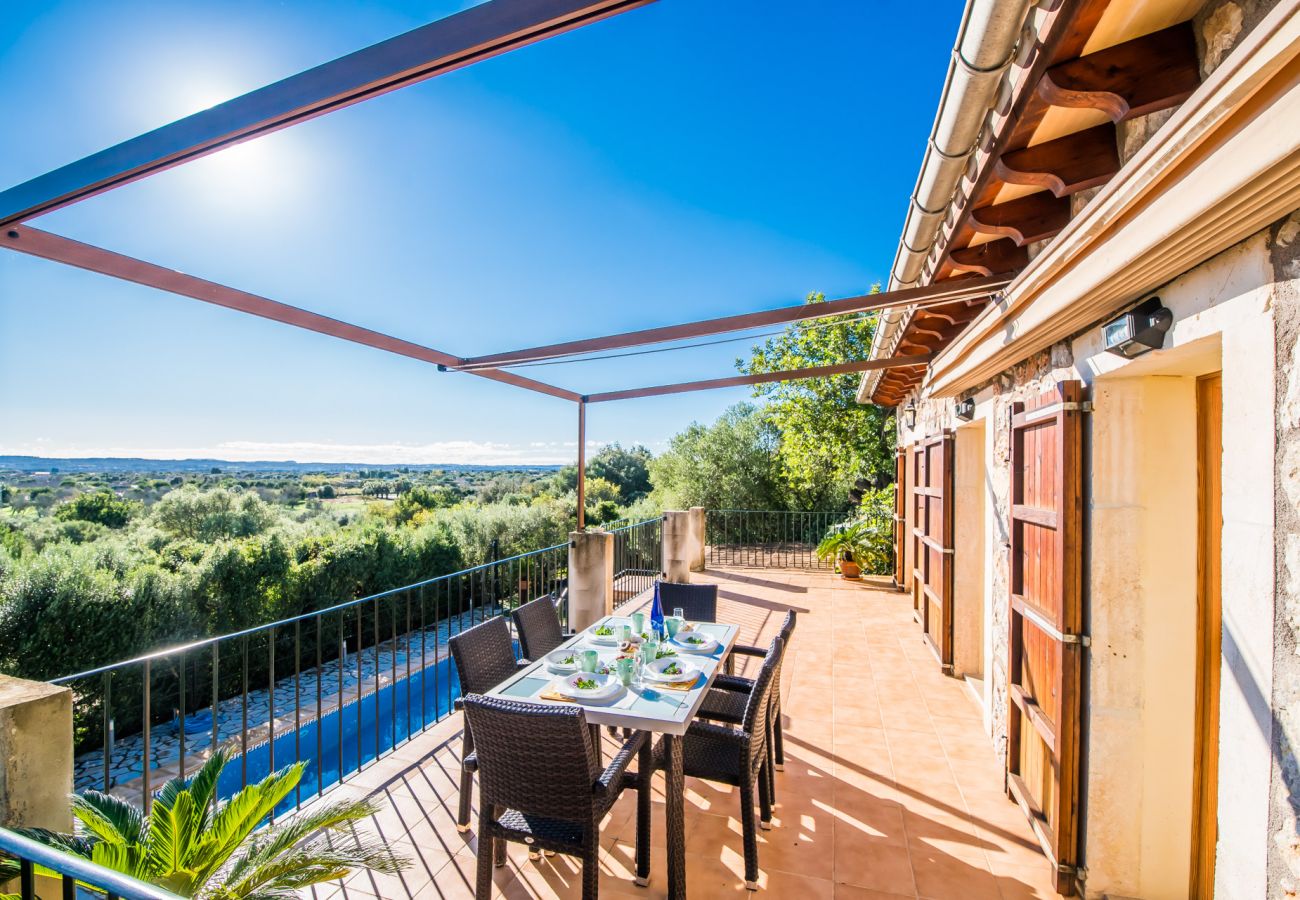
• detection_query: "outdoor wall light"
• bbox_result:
[955,397,976,421]
[902,401,917,430]
[1101,297,1173,358]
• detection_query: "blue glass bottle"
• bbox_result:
[650,580,665,639]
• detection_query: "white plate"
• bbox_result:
[586,622,624,645]
[642,656,699,683]
[670,632,718,654]
[545,649,580,674]
[557,671,621,700]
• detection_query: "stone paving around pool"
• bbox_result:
[74,603,504,800]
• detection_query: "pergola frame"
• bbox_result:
[0,0,1010,528]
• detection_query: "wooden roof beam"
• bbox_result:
[969,192,1070,246]
[1038,22,1201,122]
[949,239,1030,276]
[994,124,1120,197]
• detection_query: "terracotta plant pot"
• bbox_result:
[839,558,861,579]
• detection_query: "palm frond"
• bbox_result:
[186,764,304,887]
[144,788,202,891]
[223,797,383,884]
[11,827,95,859]
[219,842,403,897]
[72,791,146,845]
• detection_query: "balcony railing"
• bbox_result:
[51,539,571,815]
[706,509,858,570]
[0,826,183,900]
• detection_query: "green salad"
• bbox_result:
[574,677,597,691]
[683,635,706,644]
[559,654,576,666]
[655,648,677,659]
[593,624,614,636]
[663,662,683,676]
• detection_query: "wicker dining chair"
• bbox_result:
[656,581,718,623]
[461,695,652,900]
[449,616,527,833]
[511,595,573,662]
[699,611,797,804]
[656,634,784,891]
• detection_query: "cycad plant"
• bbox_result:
[1,749,404,899]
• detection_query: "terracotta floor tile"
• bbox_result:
[908,850,1000,900]
[832,835,916,894]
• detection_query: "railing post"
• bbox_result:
[568,529,614,630]
[688,507,706,572]
[0,675,74,832]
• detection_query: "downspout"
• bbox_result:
[860,0,1034,404]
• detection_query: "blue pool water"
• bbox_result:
[214,655,463,817]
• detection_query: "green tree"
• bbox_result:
[54,491,136,529]
[737,290,895,507]
[1,750,403,899]
[587,443,653,501]
[392,485,458,524]
[151,488,276,542]
[649,403,786,510]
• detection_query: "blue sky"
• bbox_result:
[0,0,961,465]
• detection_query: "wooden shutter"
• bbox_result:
[1006,381,1085,894]
[893,447,906,590]
[911,431,955,671]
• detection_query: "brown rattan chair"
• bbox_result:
[511,595,573,662]
[699,611,797,805]
[449,616,527,832]
[462,695,652,900]
[656,634,784,891]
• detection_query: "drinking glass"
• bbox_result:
[673,607,685,622]
[579,649,599,673]
[665,616,682,638]
[618,623,631,643]
[630,611,645,636]
[615,655,636,686]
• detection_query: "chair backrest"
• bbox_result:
[462,694,601,820]
[742,635,785,750]
[449,616,519,695]
[657,582,718,623]
[512,596,565,661]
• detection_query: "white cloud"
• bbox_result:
[0,438,589,466]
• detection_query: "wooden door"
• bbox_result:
[893,447,907,590]
[912,432,955,671]
[1007,381,1085,895]
[1190,373,1222,898]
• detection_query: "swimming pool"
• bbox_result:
[215,654,463,817]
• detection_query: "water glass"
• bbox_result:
[630,611,645,636]
[673,607,685,622]
[665,616,682,638]
[579,649,599,673]
[618,623,631,643]
[640,640,659,666]
[615,655,636,686]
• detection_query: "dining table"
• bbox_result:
[486,612,739,899]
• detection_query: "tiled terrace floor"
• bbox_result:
[303,568,1056,899]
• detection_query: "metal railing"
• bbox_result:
[609,517,662,600]
[705,509,855,570]
[0,826,183,900]
[52,541,569,815]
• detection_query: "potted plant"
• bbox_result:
[816,521,869,579]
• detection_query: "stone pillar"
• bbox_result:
[568,530,613,630]
[662,511,694,583]
[688,507,706,572]
[0,676,74,831]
